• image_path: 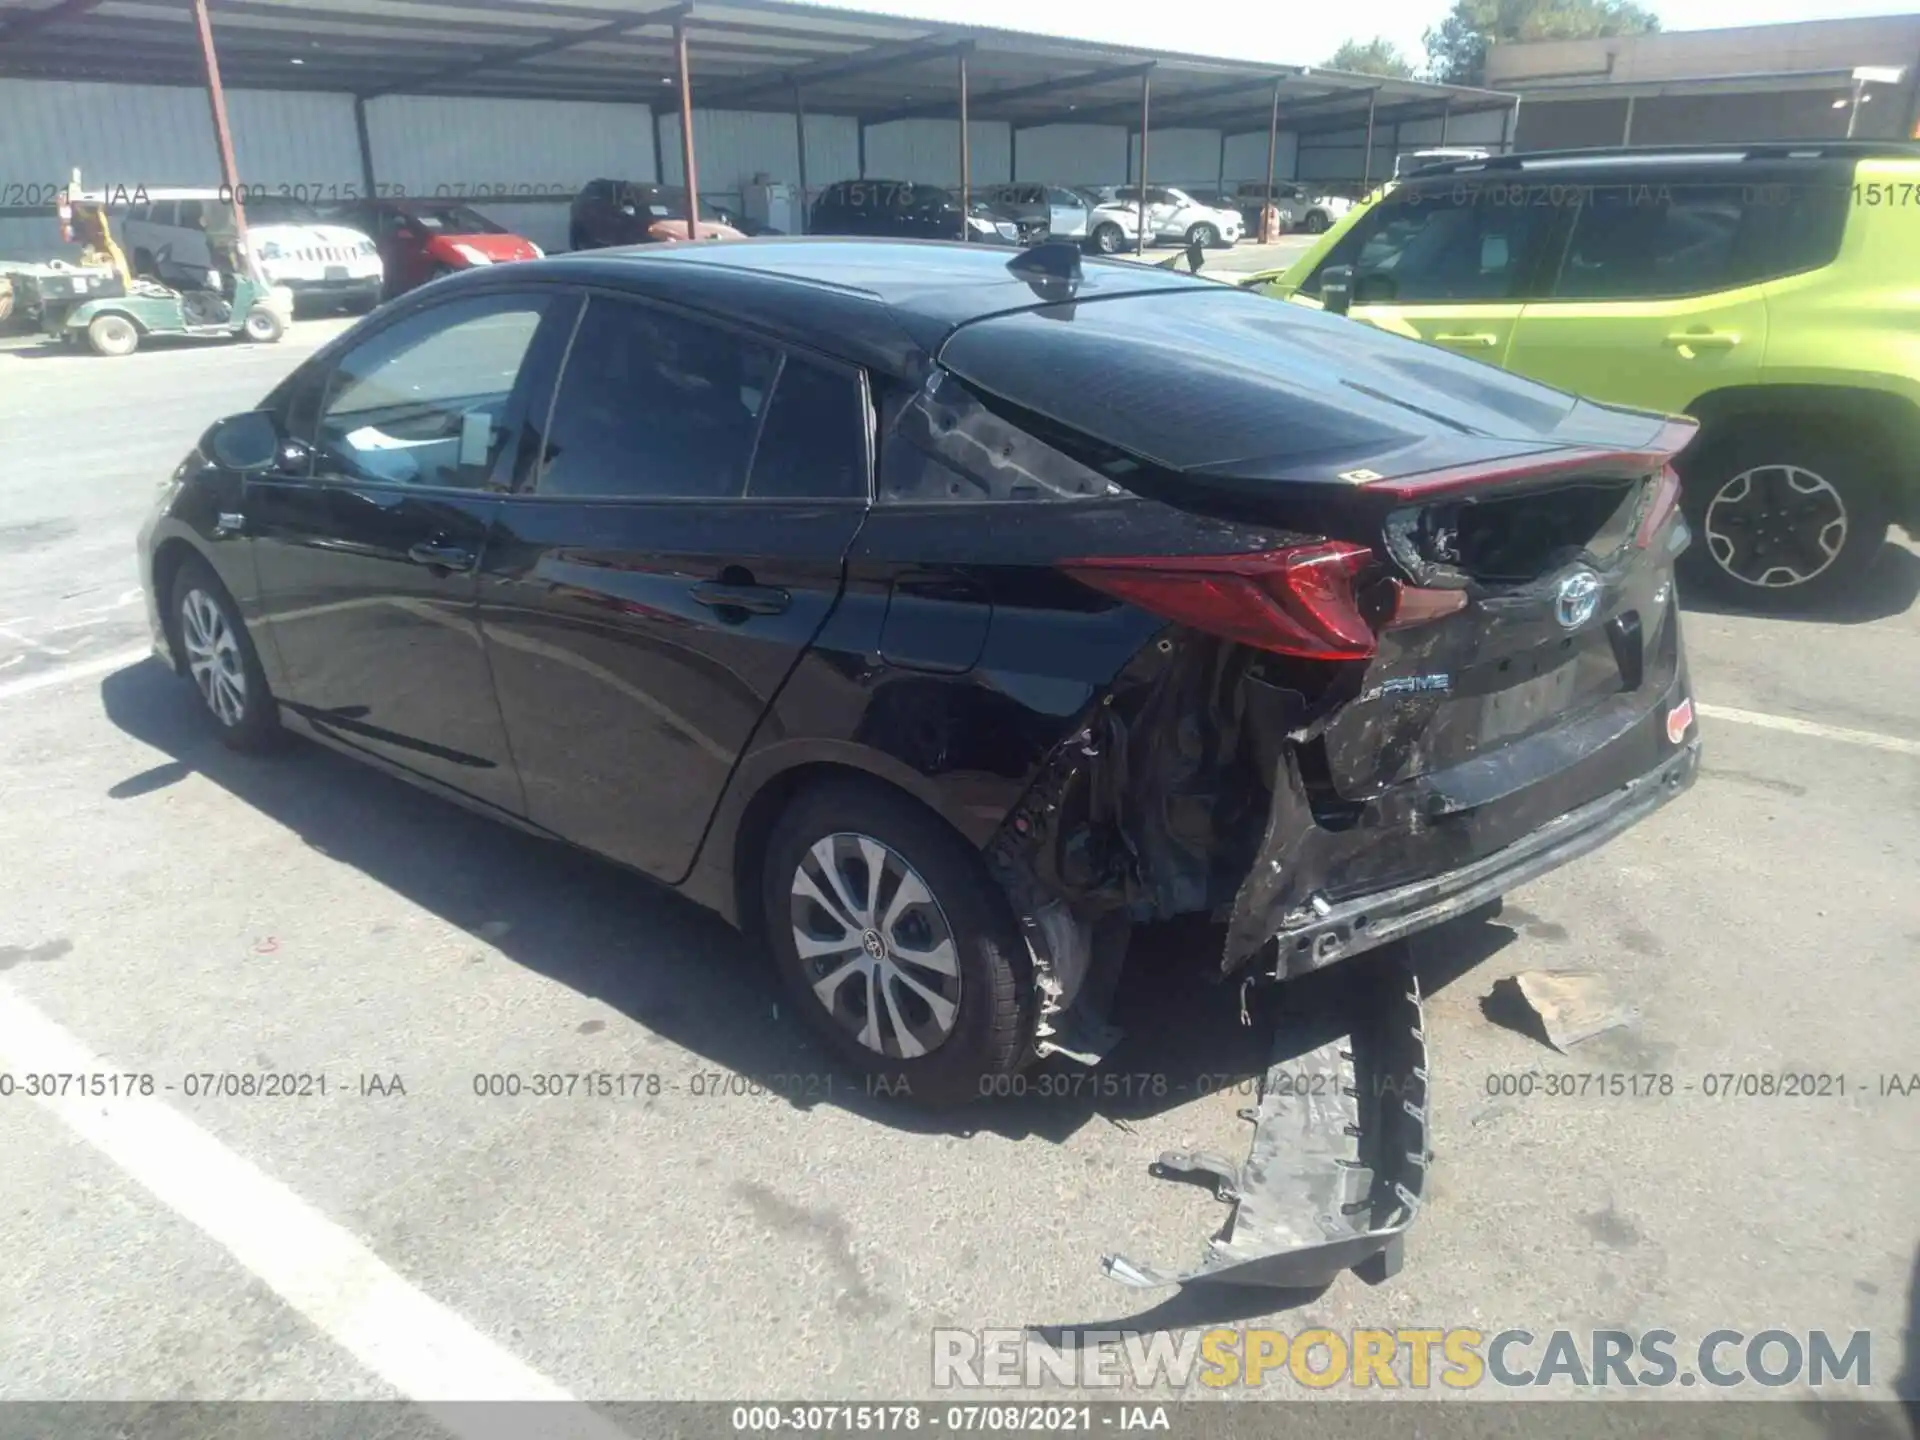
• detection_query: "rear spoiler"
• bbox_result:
[1362,418,1700,500]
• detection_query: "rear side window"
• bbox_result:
[746,356,868,500]
[537,296,776,500]
[879,372,1121,504]
[1304,185,1554,303]
[1545,180,1847,300]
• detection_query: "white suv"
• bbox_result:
[1107,185,1242,247]
[119,191,383,313]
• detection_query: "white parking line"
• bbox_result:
[0,647,151,703]
[0,983,633,1435]
[1698,703,1920,758]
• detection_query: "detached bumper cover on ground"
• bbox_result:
[1103,953,1430,1290]
[1103,737,1700,1291]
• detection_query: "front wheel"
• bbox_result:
[1186,222,1220,249]
[86,312,139,357]
[1680,426,1890,610]
[762,780,1035,1107]
[170,558,281,750]
[1088,222,1125,255]
[243,305,285,343]
[1303,210,1331,234]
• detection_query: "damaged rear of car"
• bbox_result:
[866,278,1700,1287]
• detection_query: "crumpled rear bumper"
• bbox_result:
[1268,737,1701,979]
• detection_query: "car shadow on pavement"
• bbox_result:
[99,657,1517,1156]
[1680,539,1919,625]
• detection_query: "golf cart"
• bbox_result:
[44,176,292,357]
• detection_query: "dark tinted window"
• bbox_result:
[746,357,867,500]
[537,297,776,500]
[1547,180,1846,300]
[316,292,548,490]
[1304,185,1553,303]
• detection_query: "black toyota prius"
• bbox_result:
[137,237,1700,1121]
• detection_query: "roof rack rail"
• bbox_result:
[1400,139,1920,178]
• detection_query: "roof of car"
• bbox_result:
[1402,140,1920,178]
[454,237,1216,376]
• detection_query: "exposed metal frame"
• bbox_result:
[360,4,691,99]
[0,0,1521,216]
[872,60,1155,126]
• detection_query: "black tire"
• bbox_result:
[761,779,1035,1107]
[168,557,281,752]
[1678,423,1891,610]
[1303,210,1331,234]
[567,224,587,253]
[1089,222,1124,255]
[1186,222,1220,249]
[132,248,155,278]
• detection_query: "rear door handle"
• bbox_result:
[690,581,790,616]
[406,541,476,572]
[1664,331,1740,351]
[1433,332,1499,348]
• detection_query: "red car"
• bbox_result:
[328,199,543,298]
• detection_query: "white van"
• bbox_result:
[119,190,383,312]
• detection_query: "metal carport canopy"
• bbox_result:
[0,0,1513,144]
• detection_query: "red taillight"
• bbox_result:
[1061,542,1377,660]
[1636,463,1683,548]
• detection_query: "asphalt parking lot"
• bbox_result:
[1,297,1917,1412]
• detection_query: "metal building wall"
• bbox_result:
[1297,108,1510,182]
[861,119,1013,187]
[364,95,654,254]
[1220,130,1300,186]
[1126,128,1225,189]
[1010,124,1130,184]
[0,78,360,260]
[656,109,860,215]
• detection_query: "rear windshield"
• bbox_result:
[829,182,950,211]
[938,288,1584,477]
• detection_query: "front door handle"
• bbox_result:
[1663,330,1741,352]
[690,581,790,616]
[407,541,476,573]
[1433,332,1500,348]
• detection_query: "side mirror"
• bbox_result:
[1319,264,1355,317]
[208,411,283,472]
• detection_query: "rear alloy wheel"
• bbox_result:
[1681,427,1889,610]
[1187,222,1220,249]
[1090,222,1125,255]
[763,780,1033,1106]
[86,313,139,357]
[170,559,280,751]
[1303,210,1331,234]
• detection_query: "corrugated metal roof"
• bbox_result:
[0,0,1515,137]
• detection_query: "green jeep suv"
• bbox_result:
[1261,143,1920,609]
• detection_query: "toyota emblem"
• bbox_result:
[1555,570,1601,630]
